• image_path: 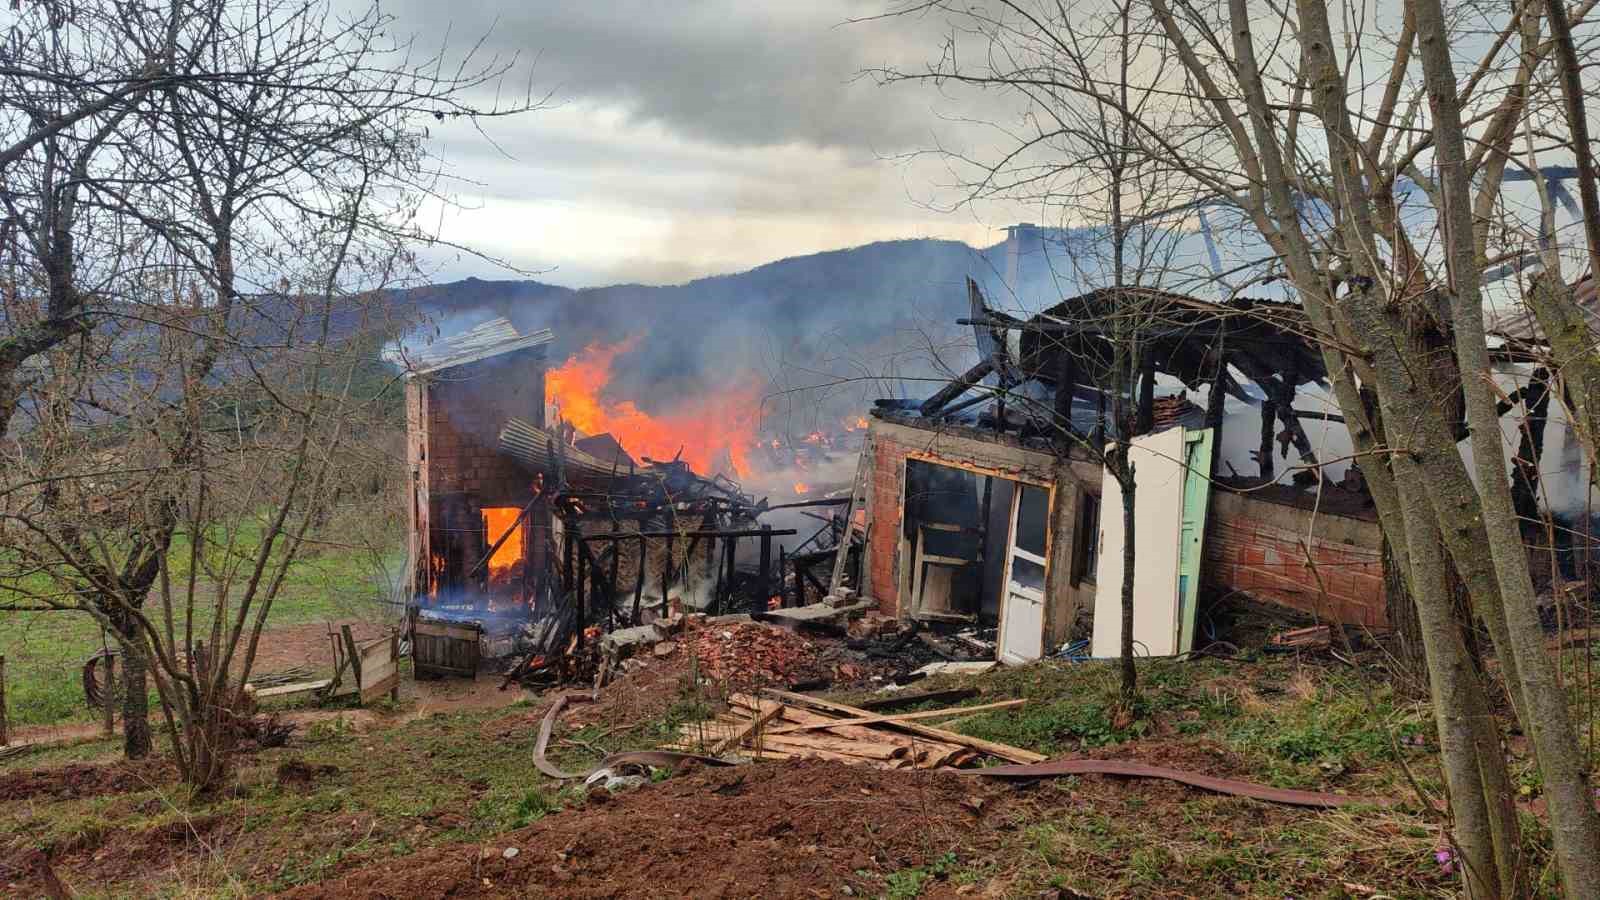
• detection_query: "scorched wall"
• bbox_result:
[863,417,1099,649]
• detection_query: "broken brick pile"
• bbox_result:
[689,622,823,685]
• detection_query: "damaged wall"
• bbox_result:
[406,349,551,600]
[1204,489,1386,628]
[863,418,1099,649]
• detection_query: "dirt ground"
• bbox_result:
[275,758,1010,900]
[6,618,535,751]
[2,636,1467,898]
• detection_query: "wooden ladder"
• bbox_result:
[828,441,872,595]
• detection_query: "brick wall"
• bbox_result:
[423,350,546,504]
[865,431,905,617]
[1204,490,1387,628]
[409,346,551,600]
[862,418,1095,637]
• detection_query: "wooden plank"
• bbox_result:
[765,703,908,745]
[920,358,996,416]
[254,679,334,700]
[764,689,1045,764]
[358,636,399,705]
[763,699,1026,735]
[828,444,871,595]
[857,688,979,712]
[756,732,906,760]
[341,625,362,685]
[711,699,784,754]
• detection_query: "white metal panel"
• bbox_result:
[1090,427,1187,658]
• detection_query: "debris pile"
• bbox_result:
[665,690,1041,771]
[689,623,823,684]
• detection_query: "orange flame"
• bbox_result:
[793,482,810,494]
[546,339,762,478]
[481,507,525,585]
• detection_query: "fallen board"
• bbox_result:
[355,633,400,705]
[962,758,1384,808]
[252,679,333,700]
[764,689,1045,764]
[763,699,1026,735]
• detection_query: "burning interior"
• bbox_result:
[397,317,867,680]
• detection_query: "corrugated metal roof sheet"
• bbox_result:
[387,317,554,376]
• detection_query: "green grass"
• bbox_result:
[8,641,1597,898]
[0,531,403,729]
[2,695,684,895]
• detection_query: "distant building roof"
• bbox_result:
[386,317,554,377]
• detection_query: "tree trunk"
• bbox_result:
[1117,459,1137,704]
[1381,537,1427,690]
[1412,0,1600,888]
[112,607,151,759]
[1394,468,1521,897]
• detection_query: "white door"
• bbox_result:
[998,484,1049,664]
[1090,427,1187,658]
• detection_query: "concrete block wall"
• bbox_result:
[1204,489,1387,628]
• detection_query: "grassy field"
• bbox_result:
[8,647,1598,897]
[0,533,404,730]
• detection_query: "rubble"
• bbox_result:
[689,622,825,685]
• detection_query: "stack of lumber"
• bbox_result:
[663,690,1042,771]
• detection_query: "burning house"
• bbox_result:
[393,317,840,680]
[399,318,556,611]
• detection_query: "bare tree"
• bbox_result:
[877,0,1209,704]
[874,0,1600,893]
[0,0,539,784]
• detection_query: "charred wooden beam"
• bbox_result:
[921,358,995,417]
[581,528,797,541]
[1258,397,1277,480]
[1289,409,1345,423]
[466,493,542,580]
[761,497,852,512]
[1206,347,1228,479]
[721,536,738,615]
[1135,354,1156,434]
[608,527,621,630]
[632,534,646,625]
[1511,367,1553,526]
[1268,376,1319,482]
[1054,342,1077,440]
[754,527,773,616]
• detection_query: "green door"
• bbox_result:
[1176,428,1214,655]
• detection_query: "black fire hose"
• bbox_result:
[81,648,121,711]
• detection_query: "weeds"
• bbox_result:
[882,851,958,898]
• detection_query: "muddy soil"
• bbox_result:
[275,758,1010,900]
[0,757,175,803]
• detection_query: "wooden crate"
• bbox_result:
[413,618,481,679]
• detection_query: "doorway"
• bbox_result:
[900,459,1051,660]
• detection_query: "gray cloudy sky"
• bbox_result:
[391,1,1020,286]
